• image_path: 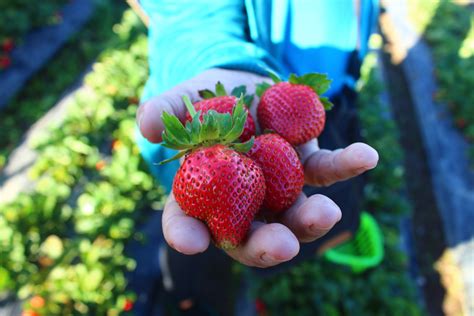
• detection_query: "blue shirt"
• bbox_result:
[137,0,379,191]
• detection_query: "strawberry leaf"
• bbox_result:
[200,110,220,141]
[189,111,202,143]
[320,97,334,111]
[231,136,254,153]
[244,95,254,107]
[217,112,232,136]
[159,94,250,164]
[215,81,227,96]
[161,132,190,150]
[288,73,332,95]
[198,89,216,99]
[157,150,188,165]
[256,82,271,97]
[231,85,246,98]
[161,111,190,143]
[268,71,282,83]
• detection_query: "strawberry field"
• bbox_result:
[408,0,474,161]
[3,1,470,315]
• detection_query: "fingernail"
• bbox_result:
[352,143,379,169]
[310,196,342,229]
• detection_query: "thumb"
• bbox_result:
[137,89,192,143]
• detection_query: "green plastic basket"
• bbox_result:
[323,212,384,273]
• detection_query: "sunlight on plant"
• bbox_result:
[406,0,440,34]
[459,18,474,59]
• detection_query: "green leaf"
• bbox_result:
[198,89,216,99]
[244,95,254,107]
[189,111,202,143]
[232,137,254,153]
[256,82,272,97]
[320,97,334,110]
[200,111,220,141]
[40,235,63,259]
[268,71,282,83]
[231,85,247,98]
[217,112,232,136]
[157,150,188,165]
[215,81,227,96]
[161,132,191,150]
[288,73,332,95]
[288,73,299,84]
[222,99,247,142]
[161,111,190,144]
[224,113,247,142]
[232,97,245,118]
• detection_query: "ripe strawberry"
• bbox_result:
[0,55,11,69]
[257,73,333,145]
[1,38,14,53]
[184,82,256,141]
[247,134,304,212]
[173,144,265,248]
[123,299,134,311]
[160,95,265,249]
[30,295,45,309]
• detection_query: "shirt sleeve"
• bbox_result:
[140,0,280,94]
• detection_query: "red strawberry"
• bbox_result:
[186,96,256,141]
[123,299,134,311]
[173,144,265,248]
[30,296,45,309]
[1,38,14,53]
[161,95,265,249]
[247,134,304,212]
[257,73,333,145]
[0,55,11,69]
[184,82,256,141]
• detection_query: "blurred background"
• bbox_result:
[0,0,473,315]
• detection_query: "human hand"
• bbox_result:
[137,68,379,268]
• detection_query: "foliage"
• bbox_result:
[408,0,474,161]
[251,54,423,315]
[0,0,126,170]
[0,10,165,315]
[0,0,67,43]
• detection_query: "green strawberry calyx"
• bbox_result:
[256,72,334,110]
[159,95,254,164]
[199,82,254,107]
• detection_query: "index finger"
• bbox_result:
[162,192,211,255]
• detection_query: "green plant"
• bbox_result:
[0,10,164,315]
[0,0,66,43]
[0,0,127,171]
[408,0,474,162]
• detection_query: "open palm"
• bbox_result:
[136,68,378,268]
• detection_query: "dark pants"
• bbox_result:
[128,87,365,315]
